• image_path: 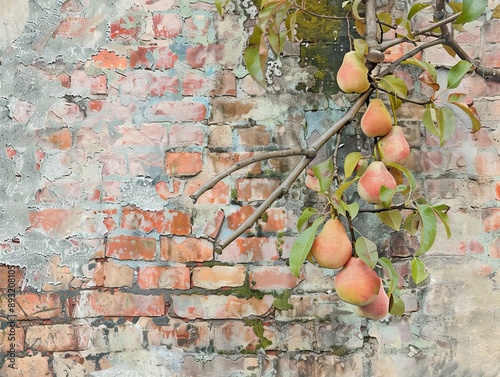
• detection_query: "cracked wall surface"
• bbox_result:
[0,0,499,376]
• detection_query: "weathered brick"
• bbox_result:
[137,266,190,289]
[482,208,500,232]
[275,293,350,321]
[489,237,500,258]
[236,178,281,201]
[205,152,262,175]
[100,260,135,288]
[148,101,207,122]
[168,124,205,147]
[192,265,246,289]
[91,322,143,352]
[217,237,280,263]
[213,321,276,352]
[121,206,191,235]
[474,152,500,177]
[146,318,212,350]
[110,15,142,40]
[185,15,211,40]
[186,44,224,68]
[91,49,127,70]
[129,46,178,70]
[152,13,182,38]
[25,324,92,352]
[171,294,274,319]
[52,353,88,377]
[184,179,230,204]
[0,326,24,352]
[249,266,303,290]
[237,125,271,147]
[165,152,203,176]
[0,265,25,289]
[0,354,52,377]
[66,291,165,318]
[111,72,179,100]
[155,179,182,200]
[160,236,213,262]
[0,292,62,320]
[105,234,156,260]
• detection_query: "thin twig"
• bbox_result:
[190,148,316,202]
[374,83,433,106]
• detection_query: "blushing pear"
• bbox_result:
[377,126,410,165]
[334,257,380,306]
[336,51,370,94]
[354,278,390,320]
[310,218,352,269]
[360,99,393,137]
[357,161,397,205]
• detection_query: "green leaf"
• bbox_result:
[353,38,368,57]
[415,204,437,256]
[403,212,419,236]
[377,209,402,231]
[377,12,392,33]
[296,207,319,232]
[447,93,481,133]
[355,236,378,269]
[395,17,415,40]
[389,295,405,316]
[438,107,457,146]
[456,0,487,24]
[423,107,439,136]
[378,257,399,295]
[344,152,364,178]
[289,216,324,277]
[346,202,359,220]
[311,158,335,193]
[408,3,432,20]
[243,28,268,87]
[380,186,397,208]
[385,162,416,192]
[378,75,408,111]
[402,58,437,82]
[215,0,231,16]
[411,257,429,284]
[285,10,299,42]
[432,203,451,239]
[447,60,473,89]
[333,177,359,201]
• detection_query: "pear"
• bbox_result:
[336,51,370,94]
[354,278,390,320]
[377,126,410,165]
[310,218,352,269]
[334,257,380,306]
[360,99,393,137]
[357,161,397,205]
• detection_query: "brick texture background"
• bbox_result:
[0,0,499,376]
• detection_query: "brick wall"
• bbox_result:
[0,0,499,376]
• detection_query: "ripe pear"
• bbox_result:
[336,51,370,94]
[360,99,393,137]
[334,257,380,306]
[310,218,352,269]
[377,126,410,165]
[357,161,397,205]
[354,278,390,320]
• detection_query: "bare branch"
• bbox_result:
[364,0,384,63]
[216,90,372,251]
[190,148,316,202]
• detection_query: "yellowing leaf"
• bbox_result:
[377,209,402,231]
[355,236,378,269]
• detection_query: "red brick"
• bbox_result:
[496,181,500,201]
[155,180,182,200]
[211,70,237,96]
[0,354,51,377]
[91,49,127,70]
[182,72,212,96]
[249,266,303,290]
[203,209,225,239]
[384,41,422,62]
[184,179,230,205]
[25,324,92,352]
[227,205,255,231]
[137,266,190,289]
[152,13,182,38]
[129,46,178,69]
[474,152,500,177]
[0,265,25,289]
[98,260,135,288]
[147,318,212,350]
[66,291,165,318]
[121,206,191,235]
[160,236,213,262]
[111,72,179,100]
[0,292,62,320]
[259,208,288,232]
[28,209,101,237]
[192,265,247,289]
[110,16,142,40]
[166,152,203,176]
[482,208,500,232]
[186,44,225,68]
[489,238,500,258]
[149,101,207,122]
[482,44,500,68]
[105,235,156,260]
[0,326,24,352]
[236,178,281,201]
[171,294,274,319]
[217,237,280,263]
[169,124,205,147]
[46,128,72,150]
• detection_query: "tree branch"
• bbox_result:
[190,148,317,202]
[364,0,384,63]
[215,90,372,252]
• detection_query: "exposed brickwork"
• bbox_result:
[0,0,498,376]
